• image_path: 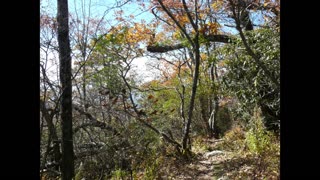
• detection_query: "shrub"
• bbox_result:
[216,106,233,137]
[245,107,279,156]
[110,169,129,180]
[220,125,246,151]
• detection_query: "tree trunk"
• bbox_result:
[212,95,220,138]
[199,94,211,136]
[208,95,219,138]
[82,65,87,111]
[207,61,220,138]
[154,0,202,156]
[182,42,201,153]
[40,100,61,172]
[57,0,75,179]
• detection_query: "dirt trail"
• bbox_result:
[161,139,229,180]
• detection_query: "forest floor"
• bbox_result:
[169,139,229,180]
[155,137,267,180]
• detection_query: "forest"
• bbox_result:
[40,0,280,179]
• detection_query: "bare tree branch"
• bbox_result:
[73,105,119,135]
[120,71,182,150]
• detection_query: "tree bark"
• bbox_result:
[147,34,232,53]
[182,41,200,153]
[212,95,220,138]
[57,0,74,179]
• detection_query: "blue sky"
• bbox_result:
[40,0,155,83]
[41,0,266,83]
[40,0,154,24]
[41,0,265,36]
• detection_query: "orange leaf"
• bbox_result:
[148,95,154,99]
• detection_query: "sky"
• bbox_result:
[41,0,156,83]
[41,0,153,24]
[41,0,266,84]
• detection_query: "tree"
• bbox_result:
[146,0,280,137]
[57,0,74,179]
[144,0,236,154]
[40,0,279,178]
[40,3,63,178]
[221,28,280,130]
[148,0,204,156]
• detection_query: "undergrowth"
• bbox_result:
[217,107,280,179]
